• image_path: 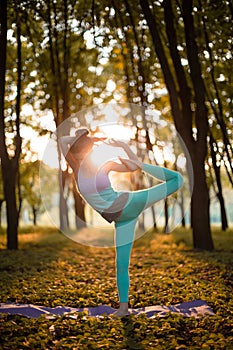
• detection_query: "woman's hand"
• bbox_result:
[106,139,143,169]
[92,136,107,144]
[106,139,127,148]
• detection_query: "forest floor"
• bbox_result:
[0,226,232,349]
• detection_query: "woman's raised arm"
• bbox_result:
[106,139,143,168]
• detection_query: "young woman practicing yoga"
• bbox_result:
[59,127,184,316]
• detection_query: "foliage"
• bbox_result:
[0,226,232,349]
[1,0,232,250]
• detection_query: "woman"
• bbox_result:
[59,127,184,316]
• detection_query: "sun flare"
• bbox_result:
[88,124,135,168]
[89,143,125,168]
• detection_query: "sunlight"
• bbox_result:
[106,79,116,92]
[88,124,135,167]
[94,123,135,140]
[89,143,126,168]
[41,138,59,169]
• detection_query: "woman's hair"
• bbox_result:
[63,133,94,173]
[69,135,94,156]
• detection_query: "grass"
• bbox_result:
[0,225,233,349]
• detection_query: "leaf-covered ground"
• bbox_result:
[0,226,233,349]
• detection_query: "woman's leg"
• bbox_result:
[112,163,183,315]
[142,163,184,209]
[118,163,184,221]
[114,218,137,316]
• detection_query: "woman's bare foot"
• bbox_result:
[110,302,130,317]
[110,308,130,317]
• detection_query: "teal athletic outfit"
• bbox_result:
[77,162,184,303]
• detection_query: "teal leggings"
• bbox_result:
[114,164,184,302]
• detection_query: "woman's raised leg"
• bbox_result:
[142,163,184,209]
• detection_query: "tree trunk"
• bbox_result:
[199,0,233,178]
[32,206,37,226]
[2,162,19,249]
[182,0,213,250]
[209,135,228,231]
[58,168,69,231]
[151,206,157,229]
[48,0,87,230]
[0,200,4,228]
[217,190,228,231]
[164,198,169,233]
[190,151,213,250]
[72,177,86,229]
[0,0,22,249]
[180,190,186,227]
[140,0,214,250]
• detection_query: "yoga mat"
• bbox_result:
[0,300,214,318]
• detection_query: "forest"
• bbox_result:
[0,1,233,348]
[0,0,232,251]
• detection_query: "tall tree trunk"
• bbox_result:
[164,198,169,233]
[163,160,169,233]
[0,200,4,228]
[32,206,37,226]
[190,151,212,249]
[198,0,233,177]
[47,0,86,230]
[0,1,7,234]
[209,134,228,231]
[58,168,69,231]
[182,0,213,249]
[1,162,19,249]
[139,0,214,250]
[180,190,186,227]
[72,177,86,229]
[0,0,22,249]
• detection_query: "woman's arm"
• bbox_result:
[58,136,79,173]
[103,159,140,174]
[106,139,143,168]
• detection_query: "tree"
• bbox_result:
[0,168,5,228]
[28,0,114,231]
[0,0,22,249]
[208,133,228,230]
[139,0,214,250]
[195,0,232,231]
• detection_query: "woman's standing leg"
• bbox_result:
[112,163,183,316]
[114,218,137,316]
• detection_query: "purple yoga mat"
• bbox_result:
[0,300,214,318]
